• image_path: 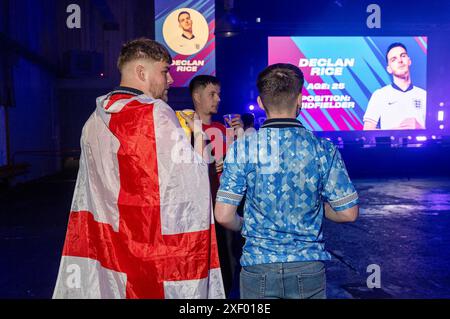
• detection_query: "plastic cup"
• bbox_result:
[223,113,240,128]
[176,109,195,137]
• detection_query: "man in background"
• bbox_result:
[189,75,243,296]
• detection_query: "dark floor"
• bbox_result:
[1,171,450,299]
[326,178,450,298]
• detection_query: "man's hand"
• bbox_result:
[179,111,197,131]
[225,114,244,129]
[215,159,224,174]
[225,114,244,138]
[179,111,210,160]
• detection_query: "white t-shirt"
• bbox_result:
[171,34,203,56]
[363,84,427,130]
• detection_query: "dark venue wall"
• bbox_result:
[1,1,59,183]
[55,0,155,154]
[1,0,156,184]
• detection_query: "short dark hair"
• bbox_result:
[386,42,408,62]
[257,63,304,112]
[189,75,221,95]
[178,11,190,22]
[117,38,172,72]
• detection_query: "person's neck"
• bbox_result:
[197,112,212,125]
[393,74,411,91]
[266,111,298,120]
[183,31,194,39]
[119,81,148,96]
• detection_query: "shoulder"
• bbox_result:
[140,97,178,123]
[371,85,391,97]
[413,86,427,95]
[143,98,174,113]
[317,136,337,154]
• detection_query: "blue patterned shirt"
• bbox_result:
[217,118,359,266]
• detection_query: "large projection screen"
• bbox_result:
[268,36,428,132]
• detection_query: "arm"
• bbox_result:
[214,202,244,231]
[363,90,381,130]
[215,138,247,228]
[319,140,360,222]
[363,119,378,130]
[324,202,359,223]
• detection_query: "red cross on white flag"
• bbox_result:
[53,90,225,299]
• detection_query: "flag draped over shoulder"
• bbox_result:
[53,88,225,299]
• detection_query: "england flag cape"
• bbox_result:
[53,88,225,299]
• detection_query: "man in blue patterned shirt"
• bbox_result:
[214,63,359,299]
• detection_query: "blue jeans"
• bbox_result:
[240,261,326,299]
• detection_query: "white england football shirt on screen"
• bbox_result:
[171,35,202,55]
[363,84,427,130]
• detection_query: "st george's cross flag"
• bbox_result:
[53,87,225,299]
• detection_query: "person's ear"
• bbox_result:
[136,64,146,82]
[192,91,201,104]
[386,65,393,75]
[257,96,266,112]
[296,93,302,116]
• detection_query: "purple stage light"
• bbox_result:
[249,104,255,111]
[438,111,444,121]
[408,136,412,140]
[439,102,445,107]
[439,124,445,130]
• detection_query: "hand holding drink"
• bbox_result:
[223,113,243,129]
[224,113,244,139]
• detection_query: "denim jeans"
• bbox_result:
[240,261,326,299]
